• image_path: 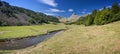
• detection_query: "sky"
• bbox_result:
[2,0,120,18]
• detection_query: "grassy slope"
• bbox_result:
[0,24,65,39]
[11,21,120,54]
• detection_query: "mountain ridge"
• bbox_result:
[0,1,59,26]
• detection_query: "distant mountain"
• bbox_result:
[68,13,80,22]
[57,16,68,23]
[0,1,59,26]
[58,13,82,23]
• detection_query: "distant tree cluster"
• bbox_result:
[0,1,59,26]
[74,2,120,26]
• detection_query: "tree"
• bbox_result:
[94,11,101,25]
[111,2,119,14]
[112,12,120,22]
[85,15,94,26]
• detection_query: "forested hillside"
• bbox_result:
[74,2,120,26]
[0,1,59,26]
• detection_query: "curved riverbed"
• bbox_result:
[0,30,64,50]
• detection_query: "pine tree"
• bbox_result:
[74,2,120,26]
[85,15,93,26]
[111,2,119,14]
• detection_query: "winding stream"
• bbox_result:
[0,30,64,50]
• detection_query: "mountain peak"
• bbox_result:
[72,12,76,15]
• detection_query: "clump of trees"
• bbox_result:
[74,2,120,26]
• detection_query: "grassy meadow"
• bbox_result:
[0,24,65,39]
[10,21,120,54]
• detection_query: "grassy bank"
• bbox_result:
[0,24,65,39]
[11,21,120,54]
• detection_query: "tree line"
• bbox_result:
[74,2,120,26]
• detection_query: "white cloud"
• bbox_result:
[99,8,103,11]
[68,9,74,12]
[44,13,55,16]
[86,12,91,14]
[99,5,112,11]
[39,0,58,7]
[46,8,65,12]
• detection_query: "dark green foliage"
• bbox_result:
[0,21,8,26]
[111,2,119,14]
[16,21,24,26]
[85,15,93,26]
[0,7,16,17]
[112,12,120,22]
[74,2,120,26]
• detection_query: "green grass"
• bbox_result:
[0,51,11,54]
[11,21,120,54]
[0,24,65,39]
[1,21,120,54]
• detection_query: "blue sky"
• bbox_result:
[3,0,120,18]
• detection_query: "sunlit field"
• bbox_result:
[1,0,120,54]
[9,21,120,54]
[0,24,65,39]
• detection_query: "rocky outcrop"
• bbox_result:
[68,13,80,22]
[58,13,80,23]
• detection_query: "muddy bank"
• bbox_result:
[0,29,65,50]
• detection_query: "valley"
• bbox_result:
[0,0,120,54]
[1,21,119,54]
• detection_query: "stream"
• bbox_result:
[0,30,64,50]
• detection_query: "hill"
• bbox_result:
[74,2,120,26]
[0,1,59,26]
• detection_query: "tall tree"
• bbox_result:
[85,15,94,26]
[111,2,119,14]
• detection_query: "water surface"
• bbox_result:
[0,30,63,50]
